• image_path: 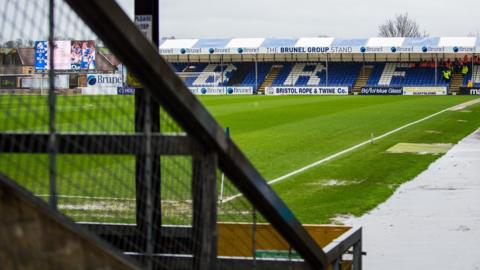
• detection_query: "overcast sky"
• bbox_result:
[116,0,480,39]
[1,0,480,42]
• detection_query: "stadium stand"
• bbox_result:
[258,64,283,94]
[3,38,480,94]
[226,63,251,86]
[450,72,464,92]
[352,66,374,92]
[171,62,273,92]
[365,62,448,87]
[271,62,293,86]
[172,62,208,86]
[463,65,480,86]
[239,62,272,89]
[158,37,480,94]
[173,60,461,89]
[193,63,236,86]
[173,63,237,87]
[173,62,363,90]
[247,62,362,88]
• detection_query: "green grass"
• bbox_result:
[1,95,479,224]
[199,96,477,178]
[202,95,480,223]
[270,104,480,223]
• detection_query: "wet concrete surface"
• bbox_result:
[345,129,480,270]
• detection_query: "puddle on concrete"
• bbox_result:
[451,225,471,232]
[331,214,355,225]
[425,130,442,134]
[306,179,363,187]
[386,143,453,155]
[449,98,480,111]
[417,185,460,191]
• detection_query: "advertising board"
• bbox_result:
[265,86,349,95]
[360,86,403,95]
[402,87,447,95]
[458,87,480,95]
[34,40,96,70]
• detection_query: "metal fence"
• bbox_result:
[0,0,361,269]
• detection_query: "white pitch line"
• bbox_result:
[35,194,136,201]
[35,194,190,204]
[222,98,480,203]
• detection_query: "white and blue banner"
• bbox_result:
[82,74,123,95]
[226,86,254,95]
[159,37,480,55]
[265,86,349,95]
[402,86,447,95]
[86,74,123,88]
[34,41,48,70]
[189,86,253,95]
[190,87,226,95]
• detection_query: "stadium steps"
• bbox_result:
[352,66,373,93]
[227,63,250,86]
[449,73,464,94]
[0,173,139,269]
[258,64,283,94]
[182,66,195,72]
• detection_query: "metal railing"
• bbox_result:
[0,0,362,269]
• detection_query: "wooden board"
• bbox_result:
[217,222,350,257]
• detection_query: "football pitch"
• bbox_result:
[1,95,480,224]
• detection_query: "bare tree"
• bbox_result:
[467,29,480,37]
[378,13,428,37]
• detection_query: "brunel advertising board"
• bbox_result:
[189,86,253,95]
[86,74,123,88]
[82,74,123,95]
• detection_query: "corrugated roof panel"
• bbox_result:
[295,37,334,47]
[439,37,476,47]
[158,37,480,54]
[261,38,298,47]
[331,39,368,47]
[226,38,265,48]
[402,37,440,46]
[367,37,404,47]
[160,39,198,49]
[192,39,230,48]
